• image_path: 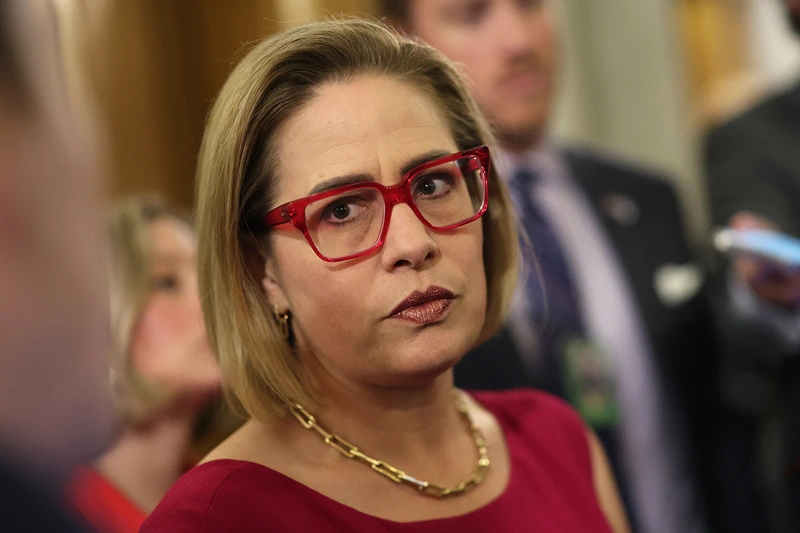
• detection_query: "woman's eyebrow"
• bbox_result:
[307,149,454,195]
[399,149,452,177]
[308,150,450,196]
[308,173,373,195]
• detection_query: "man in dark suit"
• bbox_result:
[379,1,735,532]
[705,2,800,530]
[0,1,114,531]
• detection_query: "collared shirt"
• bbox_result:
[496,141,704,533]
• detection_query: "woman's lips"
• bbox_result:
[389,299,453,325]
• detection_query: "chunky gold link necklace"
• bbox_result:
[290,390,490,498]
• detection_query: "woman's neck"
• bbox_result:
[291,367,474,478]
[94,412,196,513]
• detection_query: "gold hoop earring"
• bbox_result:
[272,303,291,341]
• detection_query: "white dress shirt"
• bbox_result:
[497,142,705,533]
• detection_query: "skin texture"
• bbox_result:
[407,0,558,152]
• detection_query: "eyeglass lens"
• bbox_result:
[303,155,485,260]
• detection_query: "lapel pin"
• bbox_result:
[599,193,639,227]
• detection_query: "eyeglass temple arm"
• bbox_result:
[264,205,292,227]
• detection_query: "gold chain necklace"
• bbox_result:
[290,390,490,498]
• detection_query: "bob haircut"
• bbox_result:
[108,194,191,422]
[196,18,519,422]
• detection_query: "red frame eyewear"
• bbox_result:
[263,145,491,262]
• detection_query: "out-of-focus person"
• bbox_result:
[66,196,222,533]
[379,1,725,532]
[707,0,800,308]
[0,0,115,531]
[705,1,800,530]
[141,19,631,533]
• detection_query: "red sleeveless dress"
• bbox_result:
[141,389,613,532]
[67,467,146,533]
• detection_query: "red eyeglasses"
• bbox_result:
[262,146,491,262]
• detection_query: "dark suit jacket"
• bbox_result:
[0,462,88,533]
[454,148,737,532]
[706,85,800,533]
[706,81,800,236]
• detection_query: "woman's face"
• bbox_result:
[130,217,221,406]
[263,75,487,388]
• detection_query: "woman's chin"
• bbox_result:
[376,349,464,387]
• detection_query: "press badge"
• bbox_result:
[562,337,621,428]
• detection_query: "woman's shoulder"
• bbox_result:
[140,459,284,533]
[467,388,592,478]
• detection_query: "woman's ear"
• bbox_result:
[262,256,289,311]
[241,235,289,311]
[241,235,266,285]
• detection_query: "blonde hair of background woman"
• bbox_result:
[196,18,520,423]
[107,194,190,422]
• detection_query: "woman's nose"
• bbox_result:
[379,203,438,271]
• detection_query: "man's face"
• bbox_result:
[408,0,558,152]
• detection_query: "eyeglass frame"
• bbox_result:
[259,145,491,263]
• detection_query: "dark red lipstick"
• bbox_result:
[389,286,455,325]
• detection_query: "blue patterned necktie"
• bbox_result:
[509,167,635,527]
[509,168,586,395]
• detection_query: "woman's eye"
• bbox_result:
[414,175,453,198]
[152,275,178,292]
[331,203,351,220]
[321,198,367,224]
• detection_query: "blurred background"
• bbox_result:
[48,0,800,241]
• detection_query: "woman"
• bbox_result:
[68,196,222,533]
[142,20,629,532]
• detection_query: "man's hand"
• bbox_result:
[730,212,800,310]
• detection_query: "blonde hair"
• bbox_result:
[196,19,519,423]
[107,194,189,422]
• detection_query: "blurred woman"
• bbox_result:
[69,196,222,533]
[142,20,629,532]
